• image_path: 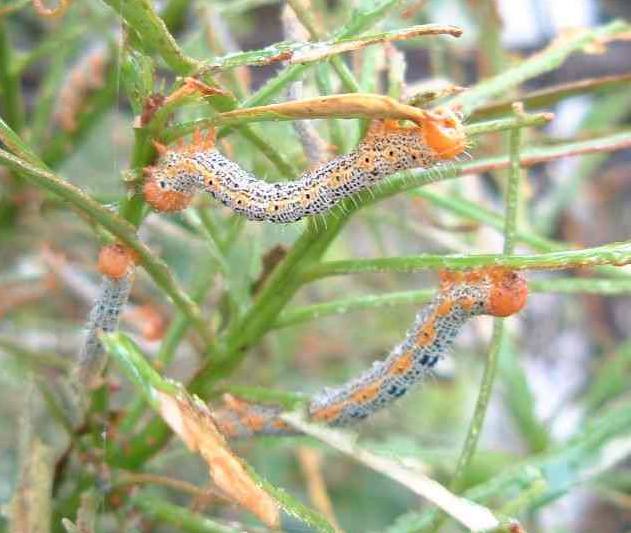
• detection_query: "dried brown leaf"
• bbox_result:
[218,93,431,124]
[156,390,280,528]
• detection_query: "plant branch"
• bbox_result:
[447,20,630,114]
[0,148,212,344]
[101,0,201,75]
[303,240,631,281]
[198,24,461,73]
[273,276,631,329]
[448,116,523,502]
[472,73,631,119]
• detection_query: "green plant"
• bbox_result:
[0,1,629,531]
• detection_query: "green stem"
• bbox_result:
[502,124,523,254]
[410,188,628,280]
[101,0,201,75]
[0,21,25,133]
[274,289,435,329]
[303,240,631,280]
[131,493,241,533]
[117,265,218,434]
[411,188,557,251]
[447,20,629,115]
[0,147,212,344]
[273,277,631,329]
[472,73,631,119]
[441,117,524,531]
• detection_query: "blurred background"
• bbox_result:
[0,0,630,531]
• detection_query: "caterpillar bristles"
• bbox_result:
[143,108,467,223]
[211,267,528,438]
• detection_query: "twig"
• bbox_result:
[0,148,212,344]
[198,24,462,73]
[447,20,630,114]
[297,447,343,532]
[283,412,502,532]
[115,472,228,502]
[472,73,631,118]
[274,277,631,329]
[303,240,631,281]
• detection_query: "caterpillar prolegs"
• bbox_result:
[212,268,528,439]
[143,108,466,222]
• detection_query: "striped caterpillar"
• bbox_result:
[143,108,466,222]
[211,267,528,438]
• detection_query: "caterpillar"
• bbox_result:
[143,108,466,222]
[211,267,528,438]
[76,274,133,388]
[75,243,138,388]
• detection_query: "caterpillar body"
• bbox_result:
[143,108,466,222]
[212,268,528,438]
[77,274,133,387]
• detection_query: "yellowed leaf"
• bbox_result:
[156,390,280,528]
[218,93,432,124]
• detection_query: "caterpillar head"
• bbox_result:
[98,243,138,279]
[420,107,466,159]
[486,268,528,317]
[440,268,528,317]
[143,151,194,212]
[143,130,216,212]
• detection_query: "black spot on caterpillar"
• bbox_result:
[143,109,466,222]
[211,268,528,438]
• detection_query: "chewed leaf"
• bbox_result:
[156,389,280,528]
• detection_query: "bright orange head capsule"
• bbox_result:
[421,107,466,160]
[486,268,528,317]
[98,243,138,279]
[143,176,193,212]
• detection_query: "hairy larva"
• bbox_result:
[143,108,466,222]
[75,242,138,389]
[211,268,528,438]
[76,274,133,388]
